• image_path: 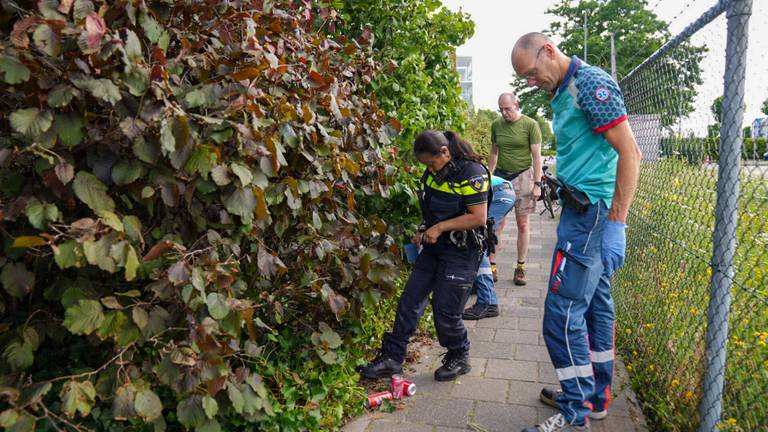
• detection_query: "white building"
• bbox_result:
[456,56,473,107]
[751,118,768,138]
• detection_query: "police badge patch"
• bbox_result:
[468,175,486,192]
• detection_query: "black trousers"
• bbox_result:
[382,241,482,363]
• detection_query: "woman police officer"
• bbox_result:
[359,129,491,382]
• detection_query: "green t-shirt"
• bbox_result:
[491,115,542,173]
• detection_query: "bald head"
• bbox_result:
[511,32,568,93]
[498,92,517,105]
[512,32,553,58]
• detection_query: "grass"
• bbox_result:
[613,158,768,432]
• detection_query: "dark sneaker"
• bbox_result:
[434,350,471,381]
[462,303,499,320]
[521,413,589,432]
[540,387,607,420]
[491,262,499,282]
[514,266,527,285]
[358,352,402,379]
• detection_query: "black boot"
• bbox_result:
[358,352,403,379]
[434,350,471,381]
[462,303,499,320]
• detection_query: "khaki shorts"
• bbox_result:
[512,167,537,216]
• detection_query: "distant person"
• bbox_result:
[488,92,543,285]
[359,130,489,382]
[511,32,641,432]
[463,175,516,320]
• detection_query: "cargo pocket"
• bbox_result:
[548,240,601,300]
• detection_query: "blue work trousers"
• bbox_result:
[383,242,482,363]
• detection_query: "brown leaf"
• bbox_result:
[58,0,75,14]
[85,12,107,49]
[143,240,175,262]
[253,187,269,220]
[11,16,38,48]
[326,287,349,321]
[257,246,276,277]
[55,161,75,185]
[231,67,263,81]
[308,70,325,87]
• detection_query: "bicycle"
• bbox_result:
[538,165,560,219]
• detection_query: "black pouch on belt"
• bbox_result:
[558,182,591,214]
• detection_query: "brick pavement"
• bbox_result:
[344,213,648,432]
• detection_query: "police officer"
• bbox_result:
[359,129,490,382]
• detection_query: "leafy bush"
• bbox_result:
[0,1,405,430]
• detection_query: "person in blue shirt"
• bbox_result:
[511,33,641,432]
[463,175,516,320]
[359,130,490,382]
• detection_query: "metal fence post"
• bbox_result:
[697,0,753,430]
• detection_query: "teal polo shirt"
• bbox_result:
[551,56,627,209]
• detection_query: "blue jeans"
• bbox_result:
[489,183,516,225]
[473,256,496,305]
[542,201,616,424]
[472,183,516,306]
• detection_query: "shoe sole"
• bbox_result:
[514,280,527,285]
[462,311,499,320]
[360,369,403,380]
[540,393,608,421]
[434,364,471,382]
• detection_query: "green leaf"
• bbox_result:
[25,198,60,230]
[132,137,160,164]
[1,410,35,432]
[2,341,34,371]
[231,163,253,186]
[10,108,53,137]
[63,299,104,335]
[196,419,221,432]
[60,380,96,418]
[0,409,19,427]
[33,24,61,57]
[72,77,122,105]
[73,171,115,213]
[18,382,53,407]
[124,29,143,62]
[74,0,94,21]
[177,396,205,428]
[139,11,163,44]
[125,245,140,281]
[98,210,124,232]
[205,293,230,320]
[227,385,244,414]
[185,146,216,178]
[123,216,143,243]
[112,160,144,185]
[112,384,137,420]
[160,120,175,154]
[48,84,80,108]
[183,84,222,109]
[1,262,35,298]
[83,237,117,272]
[123,67,149,96]
[54,113,85,147]
[202,395,218,419]
[319,322,342,349]
[0,55,30,84]
[134,389,163,422]
[54,240,84,269]
[132,307,148,329]
[223,187,256,221]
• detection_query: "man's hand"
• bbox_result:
[531,184,541,201]
[422,223,444,244]
[602,221,626,276]
[412,231,423,247]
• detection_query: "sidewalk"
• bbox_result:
[344,212,648,432]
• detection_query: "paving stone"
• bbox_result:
[466,357,487,377]
[472,402,538,432]
[451,376,508,402]
[405,395,473,427]
[505,288,542,298]
[476,316,517,329]
[515,344,551,362]
[507,380,548,406]
[469,341,514,359]
[495,329,540,345]
[342,417,369,432]
[485,359,538,381]
[538,362,560,384]
[368,421,433,432]
[536,406,560,423]
[467,327,495,342]
[501,306,541,318]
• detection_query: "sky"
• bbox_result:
[440,0,768,130]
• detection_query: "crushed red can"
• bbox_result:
[364,391,393,409]
[391,374,417,398]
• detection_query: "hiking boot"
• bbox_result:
[434,350,471,381]
[462,303,499,320]
[491,262,498,282]
[514,265,527,285]
[358,352,402,379]
[540,387,607,420]
[521,413,590,432]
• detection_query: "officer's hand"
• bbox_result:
[422,224,443,244]
[412,232,423,247]
[601,221,627,276]
[531,184,541,201]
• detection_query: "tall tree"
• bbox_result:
[761,97,768,116]
[515,0,705,125]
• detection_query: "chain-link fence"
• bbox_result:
[615,0,766,430]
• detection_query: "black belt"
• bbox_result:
[494,168,527,181]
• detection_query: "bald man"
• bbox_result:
[511,33,641,432]
[488,92,543,286]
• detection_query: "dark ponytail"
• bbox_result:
[413,129,481,162]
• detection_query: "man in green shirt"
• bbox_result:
[488,92,543,285]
